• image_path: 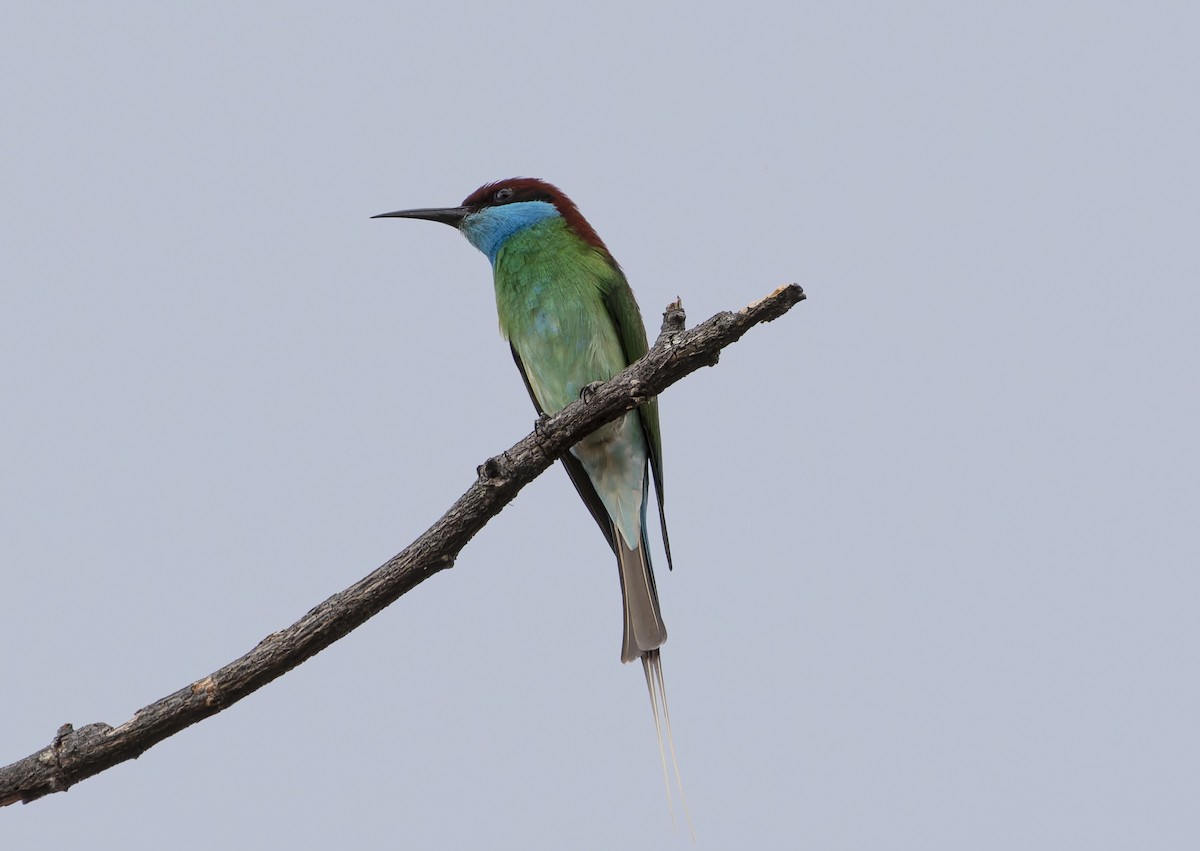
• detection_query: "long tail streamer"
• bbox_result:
[642,649,694,840]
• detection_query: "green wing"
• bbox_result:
[599,265,674,571]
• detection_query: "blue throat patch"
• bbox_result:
[460,200,560,263]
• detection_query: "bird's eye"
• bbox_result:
[494,187,514,203]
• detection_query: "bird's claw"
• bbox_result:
[579,381,604,402]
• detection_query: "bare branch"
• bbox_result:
[0,283,806,806]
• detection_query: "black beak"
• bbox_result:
[371,206,469,227]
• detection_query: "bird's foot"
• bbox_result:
[579,381,604,402]
[533,412,552,439]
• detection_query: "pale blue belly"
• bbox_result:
[513,314,647,551]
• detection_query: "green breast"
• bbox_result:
[493,219,628,414]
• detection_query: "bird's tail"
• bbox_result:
[616,532,667,664]
[615,533,692,837]
[642,649,694,840]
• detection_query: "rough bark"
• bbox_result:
[0,283,805,806]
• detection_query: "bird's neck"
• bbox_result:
[461,200,561,263]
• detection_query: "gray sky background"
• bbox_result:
[4,2,1198,849]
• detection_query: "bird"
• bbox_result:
[374,178,690,830]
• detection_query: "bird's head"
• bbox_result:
[373,177,611,264]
